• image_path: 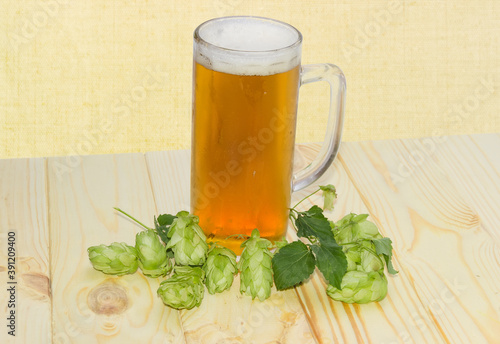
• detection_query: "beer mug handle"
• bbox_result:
[292,64,346,191]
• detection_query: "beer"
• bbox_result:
[191,18,302,253]
[191,63,300,253]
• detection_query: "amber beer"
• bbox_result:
[191,62,300,253]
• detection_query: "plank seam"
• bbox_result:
[44,157,55,344]
[144,152,188,343]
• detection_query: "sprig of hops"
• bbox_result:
[166,211,209,266]
[238,229,274,301]
[325,213,398,303]
[203,245,237,294]
[88,242,138,275]
[157,266,205,310]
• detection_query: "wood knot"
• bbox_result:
[87,281,128,315]
[21,273,50,297]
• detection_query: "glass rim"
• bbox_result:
[194,16,303,54]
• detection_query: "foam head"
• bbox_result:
[194,16,302,76]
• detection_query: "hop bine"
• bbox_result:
[136,229,172,277]
[203,245,237,294]
[166,211,209,266]
[238,229,274,301]
[157,266,205,310]
[87,242,138,275]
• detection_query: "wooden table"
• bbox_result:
[1,133,499,343]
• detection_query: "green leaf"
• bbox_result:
[303,205,325,218]
[372,238,398,274]
[296,207,338,247]
[311,244,347,289]
[154,214,176,245]
[383,255,398,275]
[157,214,176,226]
[272,241,316,290]
[372,237,392,255]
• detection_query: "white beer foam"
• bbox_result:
[195,17,301,76]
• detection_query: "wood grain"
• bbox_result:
[2,134,499,343]
[0,158,52,344]
[47,154,185,343]
[289,144,444,344]
[146,150,316,344]
[338,135,500,343]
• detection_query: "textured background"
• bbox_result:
[1,0,499,159]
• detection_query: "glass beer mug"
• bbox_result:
[191,16,346,253]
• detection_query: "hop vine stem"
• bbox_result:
[290,188,321,211]
[114,207,152,231]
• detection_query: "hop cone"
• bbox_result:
[157,266,205,310]
[166,211,208,266]
[238,229,274,301]
[326,270,388,304]
[328,213,388,303]
[203,245,237,294]
[333,213,382,243]
[135,229,172,277]
[88,242,138,275]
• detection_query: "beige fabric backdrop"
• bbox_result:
[1,0,498,159]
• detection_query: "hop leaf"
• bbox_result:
[238,229,274,301]
[296,206,338,247]
[157,266,205,309]
[154,213,176,245]
[203,245,237,294]
[166,211,209,266]
[320,184,337,211]
[326,270,388,304]
[136,229,172,277]
[272,241,316,290]
[88,242,138,275]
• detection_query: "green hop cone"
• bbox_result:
[238,229,274,301]
[166,211,208,266]
[320,184,337,211]
[327,213,390,303]
[87,242,138,275]
[344,240,384,273]
[135,229,172,277]
[326,270,388,304]
[203,245,237,294]
[157,266,205,310]
[332,213,382,243]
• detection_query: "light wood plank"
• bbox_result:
[338,135,500,343]
[439,135,500,242]
[47,154,185,343]
[0,158,52,344]
[469,133,500,175]
[290,144,444,344]
[146,150,316,344]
